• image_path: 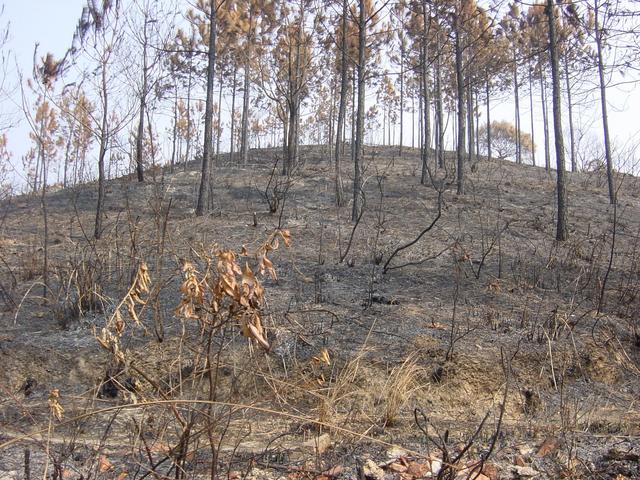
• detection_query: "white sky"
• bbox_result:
[1,1,639,185]
[4,1,84,68]
[2,1,86,185]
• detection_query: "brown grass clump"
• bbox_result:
[381,354,425,427]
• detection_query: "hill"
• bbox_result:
[0,146,639,479]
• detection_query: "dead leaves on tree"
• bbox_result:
[175,229,292,351]
[95,261,151,364]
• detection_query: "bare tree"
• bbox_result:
[546,0,568,241]
[65,0,132,239]
[196,0,219,216]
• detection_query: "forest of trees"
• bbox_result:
[1,0,639,240]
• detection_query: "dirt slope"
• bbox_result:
[0,146,638,479]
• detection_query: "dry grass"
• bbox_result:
[380,353,426,427]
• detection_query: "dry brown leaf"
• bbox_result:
[98,455,113,473]
[428,322,447,330]
[312,348,331,366]
[322,466,343,477]
[114,309,125,336]
[280,229,292,247]
[48,389,64,421]
[536,436,559,457]
[387,463,408,473]
[246,321,270,350]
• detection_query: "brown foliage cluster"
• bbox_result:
[175,229,291,350]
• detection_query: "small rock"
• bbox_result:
[518,445,534,457]
[536,437,559,458]
[386,446,409,460]
[323,465,344,477]
[301,433,331,454]
[605,448,639,462]
[406,461,430,477]
[456,472,489,480]
[514,455,527,467]
[428,458,442,476]
[386,462,407,474]
[481,462,500,479]
[359,459,385,480]
[511,465,539,478]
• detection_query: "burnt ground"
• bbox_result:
[0,145,639,479]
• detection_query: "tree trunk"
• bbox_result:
[412,94,415,149]
[350,63,356,177]
[399,34,404,157]
[420,0,431,185]
[486,75,491,161]
[240,59,251,165]
[540,69,550,171]
[134,16,149,183]
[195,1,217,216]
[513,54,521,164]
[94,59,109,240]
[594,0,615,204]
[475,90,479,158]
[528,66,536,166]
[546,0,567,241]
[352,0,366,222]
[62,124,73,189]
[334,0,348,206]
[216,68,223,158]
[564,57,576,172]
[420,50,430,184]
[184,61,193,171]
[37,122,49,300]
[170,84,178,173]
[333,13,347,204]
[229,64,237,164]
[467,82,474,164]
[436,35,444,168]
[455,13,466,195]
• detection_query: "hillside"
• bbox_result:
[0,146,639,479]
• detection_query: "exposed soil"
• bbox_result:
[0,146,639,479]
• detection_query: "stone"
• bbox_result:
[511,465,539,477]
[386,446,409,460]
[481,462,500,479]
[406,461,430,478]
[360,459,385,480]
[536,437,559,458]
[386,462,408,474]
[301,433,331,454]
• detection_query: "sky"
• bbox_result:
[1,1,639,188]
[1,1,86,185]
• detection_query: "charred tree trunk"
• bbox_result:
[513,54,521,164]
[195,0,217,216]
[564,57,576,173]
[455,14,466,195]
[420,0,431,184]
[485,75,492,162]
[540,69,550,172]
[528,66,536,166]
[436,34,444,168]
[134,15,149,183]
[229,64,237,164]
[594,0,615,204]
[94,60,109,240]
[352,0,366,221]
[216,68,223,158]
[546,0,567,240]
[240,60,251,165]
